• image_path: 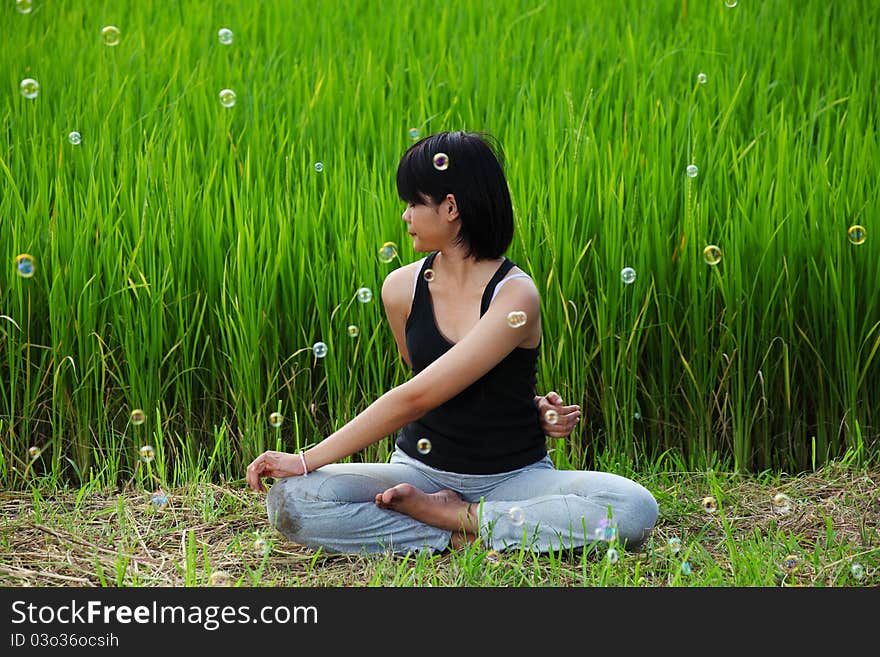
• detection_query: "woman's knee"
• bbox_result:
[266,476,312,541]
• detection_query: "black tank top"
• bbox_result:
[396,251,547,474]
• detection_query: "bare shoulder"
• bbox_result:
[381,259,422,313]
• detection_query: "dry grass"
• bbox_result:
[1,463,877,587]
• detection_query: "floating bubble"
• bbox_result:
[269,412,283,428]
[347,325,360,338]
[697,72,707,85]
[68,131,82,145]
[28,446,41,459]
[151,489,168,509]
[210,571,232,586]
[218,28,233,45]
[101,25,121,47]
[703,245,722,266]
[15,254,35,278]
[506,310,528,328]
[725,0,738,7]
[357,287,373,303]
[423,268,435,282]
[701,496,718,513]
[486,549,501,564]
[139,445,155,463]
[312,341,328,358]
[851,563,864,580]
[219,88,236,108]
[508,506,525,526]
[314,162,324,172]
[544,409,559,425]
[686,164,699,178]
[772,493,792,514]
[432,152,449,171]
[19,78,39,99]
[253,538,269,555]
[668,537,682,553]
[599,522,618,542]
[606,548,619,564]
[378,242,398,263]
[131,409,146,425]
[847,224,866,245]
[416,438,432,455]
[633,411,642,420]
[782,554,800,573]
[621,267,636,284]
[16,0,33,14]
[681,561,693,575]
[408,127,420,140]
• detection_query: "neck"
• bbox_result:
[433,248,503,290]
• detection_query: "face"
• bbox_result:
[401,194,458,252]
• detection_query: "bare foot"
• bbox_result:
[375,483,477,535]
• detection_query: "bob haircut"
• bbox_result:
[396,130,514,261]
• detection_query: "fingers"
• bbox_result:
[247,453,267,493]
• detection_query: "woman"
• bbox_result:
[247,131,658,555]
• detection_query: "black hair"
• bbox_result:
[396,130,514,260]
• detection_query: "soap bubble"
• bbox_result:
[408,127,420,140]
[378,242,398,263]
[218,28,233,45]
[697,72,707,84]
[596,518,618,542]
[703,245,722,266]
[210,571,232,586]
[506,311,527,328]
[219,88,236,108]
[686,164,699,178]
[847,224,866,245]
[16,0,33,14]
[606,548,619,563]
[544,409,559,425]
[15,254,35,278]
[131,409,146,425]
[681,561,693,575]
[668,537,682,553]
[68,131,82,145]
[621,267,636,284]
[701,496,718,513]
[151,489,168,509]
[347,325,360,338]
[28,446,41,459]
[357,287,373,303]
[269,412,283,428]
[20,78,39,99]
[772,493,792,514]
[432,152,449,171]
[507,506,525,526]
[314,162,324,172]
[725,0,738,7]
[417,438,432,455]
[253,538,269,555]
[139,445,155,463]
[850,563,864,580]
[782,554,800,573]
[486,550,501,564]
[101,25,121,46]
[312,341,328,358]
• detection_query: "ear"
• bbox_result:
[442,194,460,222]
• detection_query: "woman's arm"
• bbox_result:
[247,276,541,491]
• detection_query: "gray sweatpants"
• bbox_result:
[266,447,658,555]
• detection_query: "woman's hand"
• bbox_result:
[246,450,304,492]
[537,391,581,438]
